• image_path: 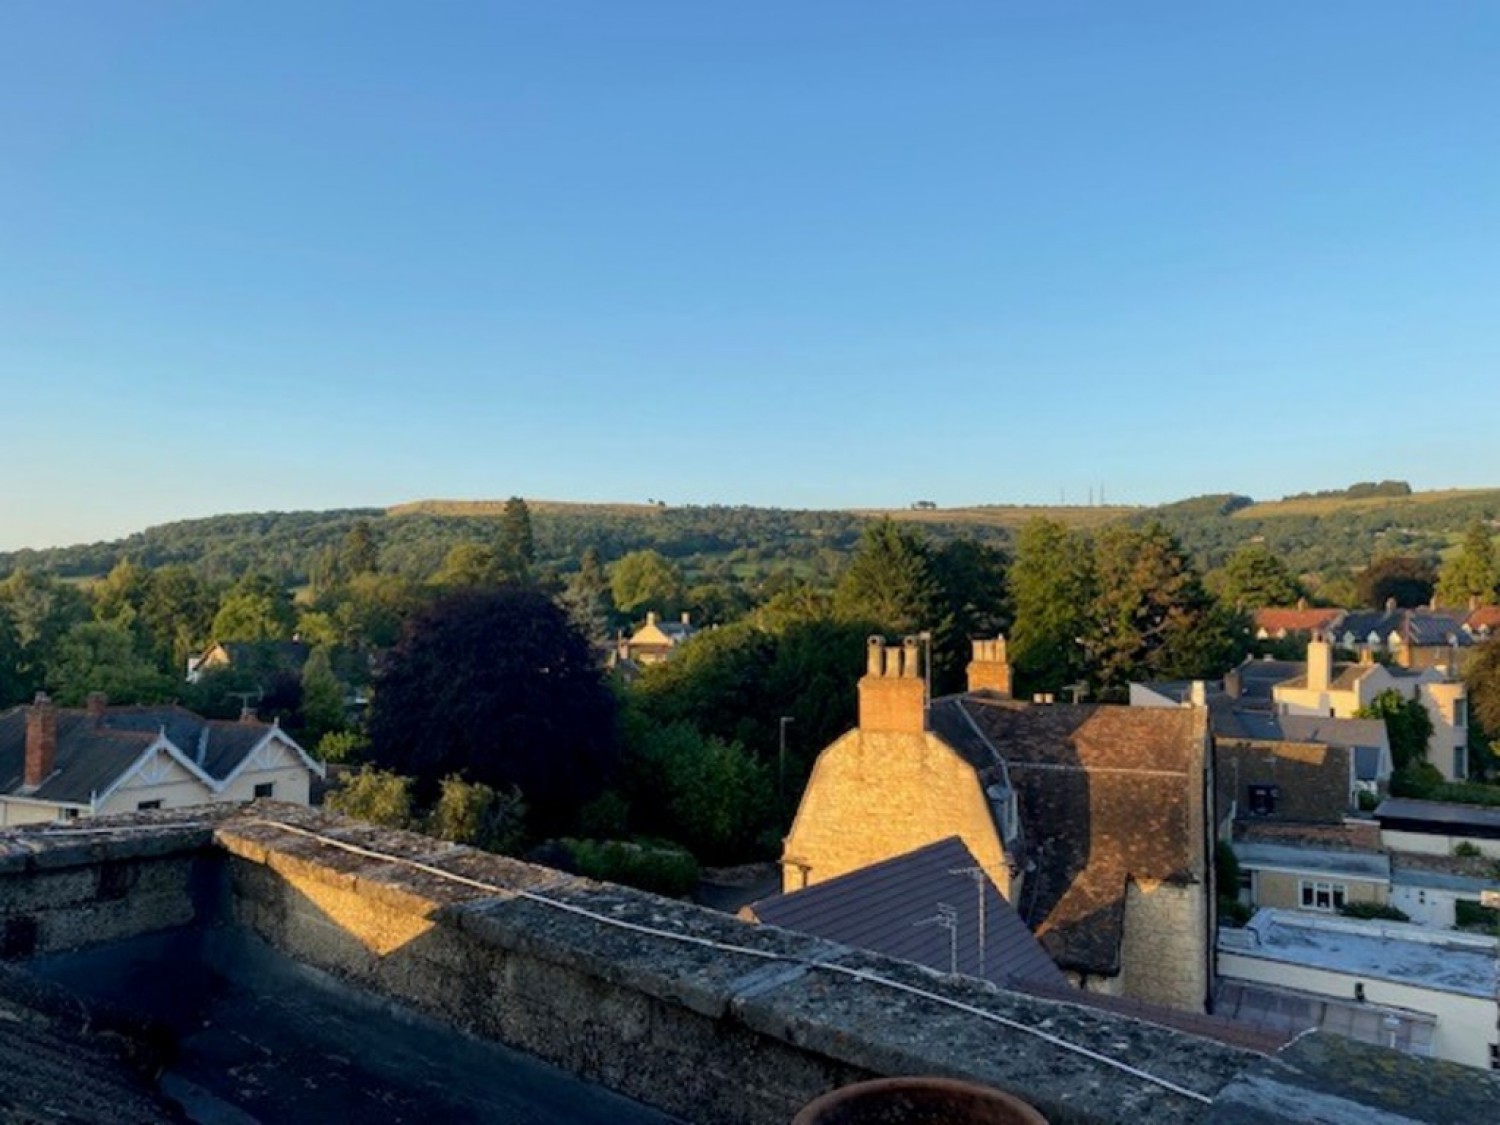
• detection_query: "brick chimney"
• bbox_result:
[966,636,1013,697]
[86,691,108,723]
[858,636,927,734]
[24,692,57,790]
[1307,633,1333,693]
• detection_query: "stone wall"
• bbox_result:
[780,729,1011,897]
[2,805,1497,1124]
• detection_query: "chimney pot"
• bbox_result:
[1385,597,1397,612]
[858,639,926,733]
[681,611,690,625]
[646,611,657,627]
[1297,597,1307,611]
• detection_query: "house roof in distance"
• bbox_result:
[1374,797,1500,839]
[744,836,1067,991]
[931,695,1206,977]
[1253,607,1344,635]
[0,700,316,806]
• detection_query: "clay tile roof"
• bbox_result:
[1464,605,1500,633]
[1253,607,1343,635]
[933,697,1207,976]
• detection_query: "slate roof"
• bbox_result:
[930,695,1207,976]
[1335,609,1472,649]
[1231,659,1304,702]
[1233,842,1390,882]
[745,837,1067,991]
[0,702,303,807]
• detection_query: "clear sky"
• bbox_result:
[3,2,1497,550]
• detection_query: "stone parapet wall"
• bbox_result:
[1,804,1497,1124]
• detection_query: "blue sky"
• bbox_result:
[3,2,1497,550]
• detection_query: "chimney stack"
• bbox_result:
[1296,596,1307,612]
[966,636,1013,697]
[25,692,57,790]
[1307,633,1333,694]
[1188,680,1208,707]
[1385,597,1397,613]
[858,636,927,734]
[86,691,108,723]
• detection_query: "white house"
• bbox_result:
[0,693,324,826]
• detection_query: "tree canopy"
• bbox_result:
[365,587,617,833]
[1436,520,1497,608]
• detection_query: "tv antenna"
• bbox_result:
[913,902,959,974]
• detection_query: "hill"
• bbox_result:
[2,486,1496,590]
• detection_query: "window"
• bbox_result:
[1455,699,1468,728]
[1248,784,1279,816]
[1454,746,1468,779]
[1299,880,1348,912]
[253,782,275,800]
[61,809,79,821]
[136,799,162,811]
[1491,1043,1499,1071]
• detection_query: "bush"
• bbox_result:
[428,775,526,854]
[325,766,415,829]
[1218,897,1253,928]
[1356,789,1379,812]
[562,838,700,898]
[1390,761,1443,798]
[316,729,368,764]
[1455,899,1499,931]
[1338,902,1410,922]
[1454,841,1482,858]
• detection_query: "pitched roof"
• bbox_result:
[745,836,1067,991]
[0,702,314,807]
[1252,607,1343,636]
[1464,605,1500,634]
[1231,658,1304,701]
[931,696,1207,976]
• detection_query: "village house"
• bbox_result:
[0,692,324,826]
[782,636,1215,1012]
[611,611,698,669]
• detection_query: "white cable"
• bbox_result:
[241,817,1215,1106]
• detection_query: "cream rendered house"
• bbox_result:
[0,693,324,826]
[1272,638,1469,781]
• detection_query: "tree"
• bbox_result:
[1356,556,1437,609]
[432,542,500,588]
[47,621,173,705]
[497,497,535,584]
[560,547,614,639]
[1008,519,1094,695]
[340,519,380,578]
[1088,523,1243,689]
[298,646,346,744]
[138,565,216,670]
[0,570,91,697]
[1215,545,1303,609]
[627,722,773,863]
[832,519,943,637]
[1436,521,1497,608]
[1357,689,1434,771]
[610,550,684,617]
[211,574,296,642]
[365,587,617,834]
[929,537,1010,693]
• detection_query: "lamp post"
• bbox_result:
[779,716,794,803]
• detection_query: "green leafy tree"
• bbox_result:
[627,722,774,863]
[48,621,173,705]
[0,570,91,696]
[561,546,614,639]
[929,537,1010,693]
[832,519,944,637]
[1358,689,1434,771]
[139,565,217,670]
[0,609,25,708]
[1356,556,1437,609]
[211,574,297,642]
[1088,523,1242,689]
[340,519,380,578]
[326,767,416,828]
[432,542,500,588]
[298,646,346,744]
[1008,519,1095,695]
[1215,545,1303,609]
[365,587,618,834]
[610,550,684,616]
[497,497,535,585]
[1436,520,1497,608]
[316,729,368,765]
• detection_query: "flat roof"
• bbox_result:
[1234,843,1389,881]
[1219,909,1499,1000]
[1375,798,1500,837]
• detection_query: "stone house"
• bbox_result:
[783,637,1215,1012]
[0,692,323,826]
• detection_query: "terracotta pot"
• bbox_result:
[792,1076,1048,1125]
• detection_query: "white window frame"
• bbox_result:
[1299,879,1347,912]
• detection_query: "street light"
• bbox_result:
[778,716,795,802]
